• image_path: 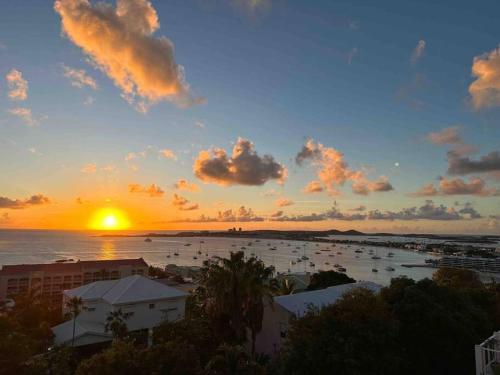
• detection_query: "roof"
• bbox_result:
[52,319,111,346]
[65,275,189,305]
[0,258,148,276]
[274,281,382,317]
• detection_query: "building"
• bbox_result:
[438,256,500,273]
[0,258,149,303]
[475,331,500,375]
[254,281,382,355]
[52,275,188,347]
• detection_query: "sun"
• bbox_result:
[89,208,130,230]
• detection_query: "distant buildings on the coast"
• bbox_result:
[0,258,148,303]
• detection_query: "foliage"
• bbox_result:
[205,344,265,375]
[196,251,274,352]
[282,288,400,375]
[23,345,79,375]
[148,265,169,279]
[270,278,295,296]
[105,309,130,340]
[306,270,355,291]
[143,341,202,375]
[433,267,483,289]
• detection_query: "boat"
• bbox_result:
[334,264,342,268]
[324,262,330,265]
[198,250,202,255]
[372,268,378,273]
[184,243,192,247]
[355,249,363,253]
[320,249,330,252]
[270,247,277,250]
[355,255,359,258]
[328,254,335,257]
[301,255,309,260]
[337,252,342,255]
[193,256,198,260]
[338,267,346,272]
[292,250,298,253]
[387,252,394,258]
[144,238,152,242]
[296,258,302,263]
[174,252,179,256]
[290,261,296,265]
[309,262,315,267]
[200,241,205,243]
[241,246,247,250]
[371,255,381,260]
[248,242,252,246]
[315,251,321,255]
[385,266,395,271]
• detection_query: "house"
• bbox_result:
[254,281,382,355]
[0,258,149,304]
[52,275,188,347]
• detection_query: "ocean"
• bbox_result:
[0,229,445,286]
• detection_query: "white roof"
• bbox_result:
[52,319,111,346]
[65,275,189,305]
[274,281,382,317]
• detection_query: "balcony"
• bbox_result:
[476,331,500,375]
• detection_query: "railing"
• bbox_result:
[476,331,500,375]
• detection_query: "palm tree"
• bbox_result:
[271,278,296,296]
[105,309,131,340]
[65,296,82,347]
[198,251,274,352]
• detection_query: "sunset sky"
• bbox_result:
[0,0,499,233]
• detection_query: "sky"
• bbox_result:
[0,0,499,234]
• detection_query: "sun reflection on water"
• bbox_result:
[100,240,116,260]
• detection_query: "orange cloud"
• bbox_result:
[80,163,97,173]
[61,64,98,89]
[128,183,164,197]
[194,138,287,186]
[275,197,294,207]
[174,179,200,192]
[171,193,199,211]
[296,139,393,195]
[54,0,203,110]
[0,194,51,209]
[159,149,177,160]
[469,45,500,109]
[411,177,499,197]
[303,180,324,193]
[6,69,28,101]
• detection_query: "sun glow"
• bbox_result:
[89,208,130,230]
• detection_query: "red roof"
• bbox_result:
[0,258,148,276]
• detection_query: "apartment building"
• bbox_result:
[0,258,149,303]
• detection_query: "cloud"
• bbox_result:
[128,183,164,197]
[347,47,358,65]
[271,210,283,218]
[6,69,28,101]
[261,188,280,197]
[8,108,38,126]
[295,139,393,195]
[0,194,51,209]
[54,0,203,110]
[447,151,500,175]
[171,193,199,211]
[410,39,426,65]
[469,45,500,109]
[195,121,205,129]
[0,213,10,223]
[427,126,461,145]
[232,0,271,14]
[275,197,294,207]
[194,138,287,186]
[351,176,394,195]
[174,179,200,192]
[303,180,324,193]
[84,96,95,105]
[272,201,482,222]
[350,205,366,212]
[411,177,499,197]
[173,206,264,222]
[159,149,177,160]
[61,64,98,89]
[409,183,439,197]
[80,163,97,173]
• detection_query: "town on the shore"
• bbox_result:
[0,230,499,374]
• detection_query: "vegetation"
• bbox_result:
[306,270,356,290]
[0,254,498,375]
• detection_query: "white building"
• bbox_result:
[52,275,189,347]
[254,281,382,355]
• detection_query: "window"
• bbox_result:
[149,303,155,309]
[84,306,95,312]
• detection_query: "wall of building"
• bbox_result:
[253,302,293,355]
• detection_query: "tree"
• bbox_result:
[105,309,130,340]
[75,340,142,375]
[432,267,482,289]
[143,341,203,375]
[65,296,83,347]
[381,277,494,375]
[282,288,400,375]
[306,270,355,291]
[271,278,295,296]
[197,251,274,347]
[205,344,264,375]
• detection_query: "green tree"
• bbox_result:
[105,309,130,340]
[282,288,400,375]
[205,344,264,375]
[143,341,202,375]
[432,267,482,289]
[75,340,141,375]
[271,278,295,296]
[197,251,274,346]
[65,296,83,347]
[306,270,355,291]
